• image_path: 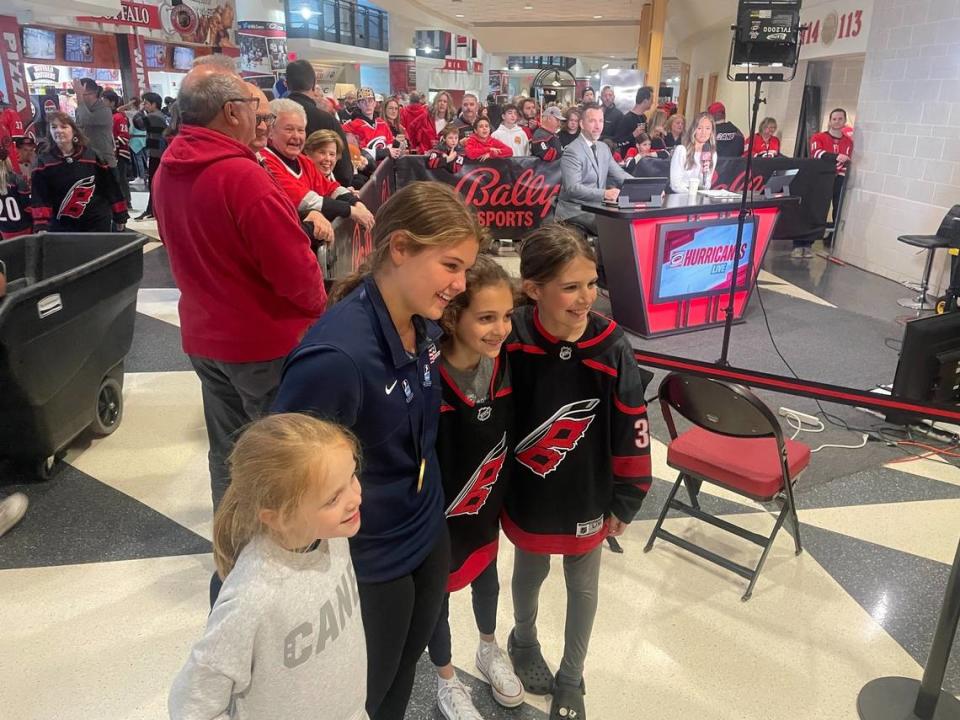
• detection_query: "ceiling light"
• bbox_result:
[593,15,603,19]
[601,63,609,69]
[424,45,433,53]
[455,13,464,17]
[299,5,311,19]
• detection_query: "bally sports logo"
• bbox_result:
[668,243,747,268]
[516,399,599,478]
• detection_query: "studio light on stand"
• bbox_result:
[717,0,803,367]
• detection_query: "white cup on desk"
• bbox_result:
[687,177,700,196]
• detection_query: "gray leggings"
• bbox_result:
[511,545,602,686]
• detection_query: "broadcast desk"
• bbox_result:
[582,193,799,338]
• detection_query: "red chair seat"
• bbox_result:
[666,426,811,501]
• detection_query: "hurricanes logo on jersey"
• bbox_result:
[57,176,96,219]
[446,433,508,518]
[515,399,599,478]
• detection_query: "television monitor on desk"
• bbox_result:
[653,218,756,303]
[887,312,960,425]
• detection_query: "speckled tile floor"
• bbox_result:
[1,205,958,719]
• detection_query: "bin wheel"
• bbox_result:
[90,376,123,437]
[936,299,947,315]
[37,454,62,481]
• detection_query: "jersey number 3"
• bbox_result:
[634,418,649,449]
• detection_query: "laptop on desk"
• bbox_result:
[602,177,669,208]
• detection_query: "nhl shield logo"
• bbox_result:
[477,406,492,422]
[559,346,572,360]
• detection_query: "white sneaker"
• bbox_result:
[437,674,484,720]
[476,639,525,708]
[790,247,805,259]
[803,247,816,258]
[0,492,28,538]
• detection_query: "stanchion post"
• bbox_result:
[915,535,960,718]
[857,534,960,720]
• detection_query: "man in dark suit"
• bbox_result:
[556,103,632,234]
[284,60,353,187]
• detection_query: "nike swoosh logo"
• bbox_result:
[385,380,397,395]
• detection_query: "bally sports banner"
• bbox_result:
[395,155,835,242]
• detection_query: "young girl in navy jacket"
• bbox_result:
[505,224,652,720]
[273,182,488,720]
[427,255,523,719]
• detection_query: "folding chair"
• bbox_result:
[644,373,810,600]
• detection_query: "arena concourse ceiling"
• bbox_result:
[381,0,737,56]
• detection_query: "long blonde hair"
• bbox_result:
[213,414,359,579]
[431,91,455,122]
[683,111,716,171]
[647,109,669,139]
[328,181,490,305]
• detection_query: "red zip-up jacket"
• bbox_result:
[463,134,513,160]
[153,125,326,363]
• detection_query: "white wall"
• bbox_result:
[836,0,960,292]
[808,55,864,130]
[679,25,750,130]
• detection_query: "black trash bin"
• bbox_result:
[0,232,146,478]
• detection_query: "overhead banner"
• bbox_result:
[0,16,32,126]
[237,20,287,74]
[78,2,163,30]
[799,0,873,60]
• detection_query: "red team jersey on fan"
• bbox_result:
[503,306,651,555]
[744,134,780,157]
[113,110,131,162]
[810,131,853,175]
[437,351,512,591]
[342,114,394,156]
[260,146,341,207]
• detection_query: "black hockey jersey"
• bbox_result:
[504,306,651,555]
[438,352,513,591]
[32,145,127,232]
[426,143,465,174]
[0,168,32,236]
[530,127,561,162]
[715,121,745,158]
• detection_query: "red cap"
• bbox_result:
[707,101,725,116]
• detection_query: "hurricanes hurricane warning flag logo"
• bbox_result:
[446,433,508,518]
[57,176,96,219]
[515,399,599,478]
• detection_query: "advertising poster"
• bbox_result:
[237,21,287,74]
[159,0,237,48]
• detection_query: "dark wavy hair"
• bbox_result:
[42,112,88,154]
[439,253,516,338]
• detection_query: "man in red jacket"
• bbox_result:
[153,67,327,557]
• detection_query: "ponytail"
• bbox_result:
[327,181,489,308]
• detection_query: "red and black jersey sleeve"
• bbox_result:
[30,163,52,231]
[608,339,652,523]
[426,148,444,169]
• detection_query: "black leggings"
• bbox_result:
[145,155,161,215]
[427,560,500,668]
[358,524,451,720]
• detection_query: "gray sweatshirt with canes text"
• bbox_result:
[168,534,368,720]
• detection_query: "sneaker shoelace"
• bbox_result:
[481,645,522,693]
[440,680,482,720]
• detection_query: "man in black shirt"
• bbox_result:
[600,85,623,141]
[708,102,745,158]
[284,60,353,187]
[613,85,653,156]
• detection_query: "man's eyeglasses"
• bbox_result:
[223,97,260,112]
[256,113,277,127]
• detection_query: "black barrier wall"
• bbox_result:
[328,154,837,277]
